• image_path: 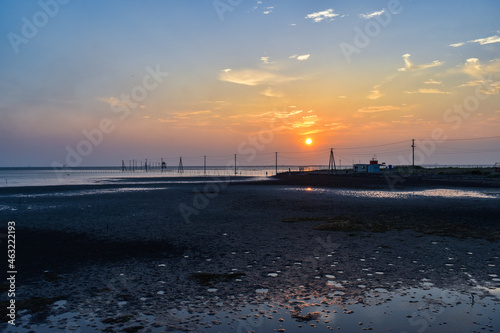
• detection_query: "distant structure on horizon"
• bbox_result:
[353,157,385,174]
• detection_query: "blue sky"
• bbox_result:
[1,0,499,167]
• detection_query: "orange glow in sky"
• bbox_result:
[1,1,499,166]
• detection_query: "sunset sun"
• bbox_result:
[305,138,312,145]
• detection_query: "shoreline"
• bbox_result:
[1,171,499,195]
[269,172,500,189]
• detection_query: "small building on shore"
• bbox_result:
[353,158,383,174]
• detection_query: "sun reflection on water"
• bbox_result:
[287,187,499,199]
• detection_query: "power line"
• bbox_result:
[441,135,500,142]
[434,149,500,155]
[124,136,500,163]
[435,146,500,153]
[335,140,408,150]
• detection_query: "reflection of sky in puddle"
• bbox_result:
[285,187,500,199]
[0,187,170,211]
[6,187,169,199]
[489,288,500,298]
[8,284,499,332]
[477,285,500,299]
[187,285,499,332]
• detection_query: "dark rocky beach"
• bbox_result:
[1,173,500,332]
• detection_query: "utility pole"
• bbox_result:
[412,139,415,168]
[234,154,237,175]
[145,159,148,172]
[275,152,278,175]
[329,148,337,175]
[204,156,206,175]
[178,157,184,173]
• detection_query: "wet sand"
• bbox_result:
[1,175,500,332]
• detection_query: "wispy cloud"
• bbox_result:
[97,96,125,106]
[219,69,295,86]
[367,74,398,100]
[325,122,348,130]
[424,79,442,85]
[263,6,273,14]
[157,110,213,124]
[458,79,491,88]
[273,109,303,119]
[255,108,320,133]
[174,110,212,119]
[398,54,443,72]
[260,87,284,98]
[459,58,500,78]
[367,88,383,100]
[461,58,482,77]
[290,114,317,128]
[260,56,273,64]
[404,88,452,94]
[302,120,349,136]
[157,118,178,123]
[358,105,401,113]
[289,54,311,61]
[201,100,229,109]
[458,77,500,95]
[450,35,500,47]
[480,81,500,95]
[359,9,385,19]
[227,111,272,120]
[305,9,339,22]
[301,129,323,135]
[230,107,303,133]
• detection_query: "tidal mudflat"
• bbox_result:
[1,177,499,332]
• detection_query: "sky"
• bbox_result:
[1,0,499,167]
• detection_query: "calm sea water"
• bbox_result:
[0,166,322,187]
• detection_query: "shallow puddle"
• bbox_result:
[6,283,499,332]
[284,186,500,199]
